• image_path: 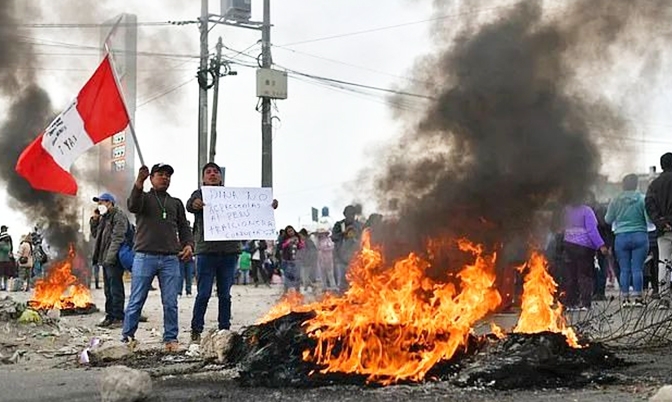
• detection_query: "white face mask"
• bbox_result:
[97,204,109,215]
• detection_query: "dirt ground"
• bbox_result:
[1,282,671,401]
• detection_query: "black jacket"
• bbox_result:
[646,171,672,234]
[128,186,194,254]
[186,189,241,255]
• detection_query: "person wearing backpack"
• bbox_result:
[91,192,129,328]
[17,234,33,292]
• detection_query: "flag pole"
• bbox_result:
[103,44,146,167]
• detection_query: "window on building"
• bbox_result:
[112,133,126,145]
[112,160,126,172]
[112,145,125,159]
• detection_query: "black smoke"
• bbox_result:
[0,1,81,254]
[375,0,669,254]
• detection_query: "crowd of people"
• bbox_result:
[3,151,670,352]
[0,226,49,292]
[544,152,672,311]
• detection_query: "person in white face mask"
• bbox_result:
[91,192,129,328]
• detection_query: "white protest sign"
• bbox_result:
[201,186,277,241]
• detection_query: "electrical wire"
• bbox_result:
[12,21,185,28]
[276,2,542,47]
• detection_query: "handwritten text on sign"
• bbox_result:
[202,186,276,241]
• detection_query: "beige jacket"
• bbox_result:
[18,240,33,268]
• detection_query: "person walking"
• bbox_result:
[606,174,650,307]
[122,164,194,351]
[562,197,608,311]
[91,193,129,327]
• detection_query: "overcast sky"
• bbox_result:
[1,0,671,243]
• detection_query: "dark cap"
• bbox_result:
[93,192,116,204]
[201,162,222,176]
[0,225,7,231]
[151,163,174,176]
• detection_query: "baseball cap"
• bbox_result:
[201,161,222,176]
[151,163,174,176]
[93,193,116,204]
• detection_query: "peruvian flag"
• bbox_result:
[15,54,129,195]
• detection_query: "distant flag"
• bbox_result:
[15,54,129,195]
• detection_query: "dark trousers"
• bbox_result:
[563,242,595,308]
[251,259,269,285]
[644,244,660,293]
[594,253,608,297]
[191,253,238,333]
[180,259,194,295]
[103,263,125,321]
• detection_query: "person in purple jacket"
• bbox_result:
[562,198,609,311]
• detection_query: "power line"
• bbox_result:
[272,44,429,85]
[13,21,183,28]
[14,34,200,59]
[276,3,535,47]
[137,77,195,109]
[282,67,435,100]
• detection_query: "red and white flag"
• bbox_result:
[15,54,129,195]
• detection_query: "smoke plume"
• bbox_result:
[0,1,82,253]
[375,0,669,254]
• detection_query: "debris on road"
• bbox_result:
[200,329,238,364]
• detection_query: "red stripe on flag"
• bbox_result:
[15,133,78,196]
[76,55,129,144]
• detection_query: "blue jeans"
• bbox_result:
[180,259,195,295]
[615,231,649,298]
[122,253,181,343]
[191,254,238,333]
[282,260,301,292]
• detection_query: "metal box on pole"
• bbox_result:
[222,0,252,22]
[256,68,288,99]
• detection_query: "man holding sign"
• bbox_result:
[186,162,278,343]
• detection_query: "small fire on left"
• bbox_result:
[28,243,94,311]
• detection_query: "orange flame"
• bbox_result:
[300,231,502,385]
[29,244,93,310]
[490,323,506,339]
[257,289,307,324]
[513,252,581,348]
[262,233,583,384]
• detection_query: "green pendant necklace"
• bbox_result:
[153,191,167,220]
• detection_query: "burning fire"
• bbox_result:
[257,289,307,324]
[262,231,582,384]
[29,244,93,310]
[301,233,502,385]
[513,251,580,348]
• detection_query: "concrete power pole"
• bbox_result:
[261,0,273,188]
[197,0,209,187]
[209,37,224,163]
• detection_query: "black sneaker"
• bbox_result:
[190,331,201,344]
[98,318,114,328]
[632,298,646,307]
[108,320,123,329]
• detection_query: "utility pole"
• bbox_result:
[197,0,209,187]
[260,0,273,188]
[209,37,223,163]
